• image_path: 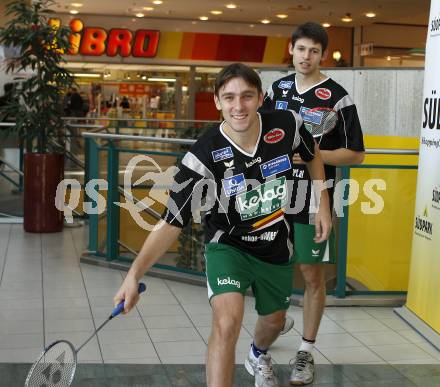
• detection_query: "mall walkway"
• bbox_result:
[0,224,439,386]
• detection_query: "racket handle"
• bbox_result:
[111,282,147,317]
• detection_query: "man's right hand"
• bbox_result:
[113,274,140,314]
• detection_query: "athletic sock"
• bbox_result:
[251,342,267,358]
[299,337,315,353]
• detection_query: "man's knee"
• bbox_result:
[212,313,242,341]
[259,310,286,332]
[300,265,325,289]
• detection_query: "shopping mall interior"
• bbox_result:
[0,1,439,386]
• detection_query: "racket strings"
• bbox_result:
[310,109,338,138]
[26,341,76,387]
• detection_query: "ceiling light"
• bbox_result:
[143,6,154,11]
[69,9,79,14]
[199,16,209,21]
[261,19,270,24]
[71,3,83,7]
[73,73,101,78]
[332,50,342,61]
[365,12,376,18]
[226,4,237,9]
[341,13,353,22]
[135,13,144,17]
[249,24,255,28]
[211,10,223,15]
[147,77,176,82]
[386,56,391,61]
[152,0,162,4]
[276,14,288,19]
[322,22,331,28]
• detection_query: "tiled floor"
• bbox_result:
[0,224,440,386]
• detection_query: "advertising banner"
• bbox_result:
[406,0,440,334]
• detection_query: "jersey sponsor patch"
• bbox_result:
[278,80,294,89]
[315,88,332,100]
[275,100,288,110]
[241,231,278,242]
[236,176,288,220]
[222,173,246,197]
[263,128,285,144]
[260,155,292,178]
[212,146,233,162]
[300,106,323,125]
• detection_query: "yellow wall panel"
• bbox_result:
[263,37,289,64]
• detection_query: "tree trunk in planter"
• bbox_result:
[24,153,64,233]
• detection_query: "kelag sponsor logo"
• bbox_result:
[245,157,262,168]
[414,207,433,241]
[217,277,240,288]
[275,100,288,110]
[236,176,287,220]
[260,155,291,178]
[212,146,233,162]
[292,95,304,103]
[222,173,246,197]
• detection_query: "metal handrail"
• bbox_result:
[0,156,24,176]
[82,132,196,145]
[63,116,218,124]
[65,123,105,130]
[365,148,419,155]
[83,132,419,155]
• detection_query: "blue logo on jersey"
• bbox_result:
[212,146,233,162]
[300,106,323,125]
[275,100,288,110]
[222,173,246,197]
[278,81,293,89]
[260,155,292,178]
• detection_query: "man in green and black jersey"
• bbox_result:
[114,63,332,387]
[261,22,365,385]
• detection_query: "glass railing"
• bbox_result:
[79,131,419,298]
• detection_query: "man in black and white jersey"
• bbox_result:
[261,22,365,385]
[114,63,332,387]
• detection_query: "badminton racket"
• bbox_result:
[301,106,339,145]
[24,282,147,387]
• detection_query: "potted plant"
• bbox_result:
[0,0,74,232]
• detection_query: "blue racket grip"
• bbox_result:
[111,282,146,317]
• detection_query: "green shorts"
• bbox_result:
[205,243,293,316]
[292,223,336,264]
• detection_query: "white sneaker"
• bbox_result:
[244,347,279,387]
[280,315,294,335]
[289,350,314,385]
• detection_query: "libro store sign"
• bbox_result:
[67,19,160,57]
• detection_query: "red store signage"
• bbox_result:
[68,19,160,58]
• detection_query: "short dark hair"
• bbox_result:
[291,22,328,52]
[214,63,262,96]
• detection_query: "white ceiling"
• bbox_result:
[54,0,430,27]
